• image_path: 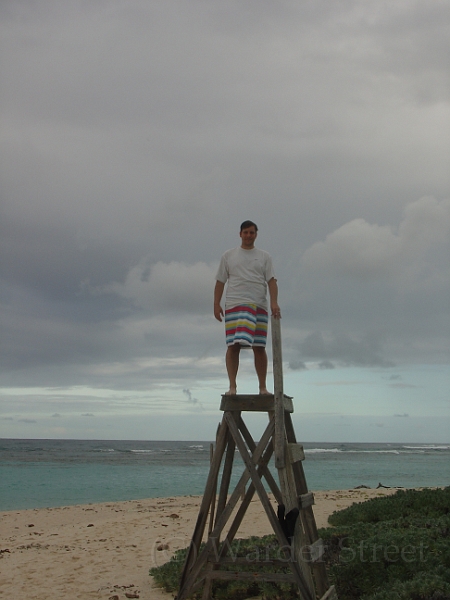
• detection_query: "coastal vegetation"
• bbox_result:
[150,487,450,599]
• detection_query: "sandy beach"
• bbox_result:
[0,488,397,600]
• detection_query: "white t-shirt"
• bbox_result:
[215,246,276,310]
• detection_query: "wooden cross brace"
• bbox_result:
[177,410,316,600]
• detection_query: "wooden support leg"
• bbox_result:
[224,411,315,600]
[177,414,275,600]
[178,417,229,598]
[208,426,220,535]
[215,426,236,523]
[284,413,331,598]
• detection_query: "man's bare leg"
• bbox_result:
[225,344,241,394]
[253,346,270,394]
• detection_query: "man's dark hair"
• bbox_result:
[240,220,258,232]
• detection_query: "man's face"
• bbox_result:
[240,226,257,249]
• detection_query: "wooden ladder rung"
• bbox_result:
[208,558,297,567]
[287,443,305,463]
[299,492,315,509]
[206,571,297,583]
[320,585,338,600]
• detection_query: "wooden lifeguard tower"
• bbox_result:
[177,318,337,600]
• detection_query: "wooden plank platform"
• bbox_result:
[220,394,294,413]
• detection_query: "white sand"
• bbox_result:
[0,488,397,600]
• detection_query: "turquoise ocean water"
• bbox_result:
[0,439,449,511]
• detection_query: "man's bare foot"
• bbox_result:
[259,388,272,395]
[225,388,237,395]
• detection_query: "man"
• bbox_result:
[214,220,281,395]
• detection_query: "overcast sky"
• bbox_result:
[1,0,449,442]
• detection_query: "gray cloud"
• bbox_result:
[183,388,204,411]
[301,197,450,281]
[0,1,449,437]
[319,361,335,370]
[296,331,395,368]
[102,260,218,313]
[281,196,450,367]
[288,360,307,371]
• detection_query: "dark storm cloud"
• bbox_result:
[281,197,450,367]
[0,0,449,401]
[1,216,138,305]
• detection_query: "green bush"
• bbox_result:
[328,487,450,527]
[363,571,450,600]
[150,487,450,599]
[320,487,450,599]
[150,545,190,593]
[150,535,300,600]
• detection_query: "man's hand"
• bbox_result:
[271,302,281,319]
[268,278,280,319]
[214,280,225,322]
[214,303,224,322]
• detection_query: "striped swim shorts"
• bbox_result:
[225,304,269,348]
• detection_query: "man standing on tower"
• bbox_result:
[214,220,281,395]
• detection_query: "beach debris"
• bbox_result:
[110,584,140,598]
[354,485,371,489]
[27,524,34,527]
[157,543,169,551]
[87,523,94,527]
[376,482,391,489]
[169,513,179,519]
[17,542,48,550]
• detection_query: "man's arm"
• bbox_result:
[267,278,281,318]
[214,280,225,322]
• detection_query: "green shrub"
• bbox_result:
[150,487,450,599]
[150,535,299,600]
[328,487,450,527]
[150,545,190,593]
[363,571,450,600]
[320,487,450,599]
